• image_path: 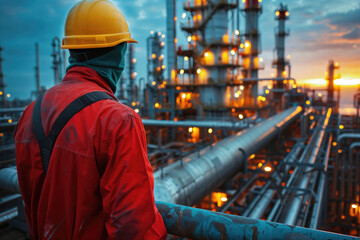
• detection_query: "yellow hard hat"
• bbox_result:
[61,0,137,49]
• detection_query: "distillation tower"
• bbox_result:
[0,45,6,107]
[241,0,262,108]
[147,31,166,85]
[51,37,63,85]
[272,3,289,109]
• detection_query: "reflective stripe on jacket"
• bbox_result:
[15,66,167,239]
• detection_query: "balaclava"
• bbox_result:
[67,42,127,93]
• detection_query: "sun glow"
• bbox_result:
[299,78,360,87]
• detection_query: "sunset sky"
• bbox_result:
[0,0,359,111]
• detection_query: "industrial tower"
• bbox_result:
[179,0,242,117]
[0,44,6,107]
[272,3,289,109]
[241,0,262,108]
[147,31,166,85]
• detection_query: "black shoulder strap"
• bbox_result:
[32,91,114,176]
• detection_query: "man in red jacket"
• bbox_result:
[15,0,167,239]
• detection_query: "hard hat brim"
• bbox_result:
[61,37,138,49]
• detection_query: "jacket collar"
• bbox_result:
[62,66,114,94]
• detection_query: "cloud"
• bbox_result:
[343,27,360,39]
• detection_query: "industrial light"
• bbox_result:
[231,108,235,113]
[245,41,250,48]
[310,116,314,120]
[338,149,342,154]
[163,81,167,85]
[152,81,156,86]
[182,13,186,19]
[6,93,10,98]
[181,93,186,99]
[220,197,228,202]
[332,142,338,147]
[158,32,161,36]
[306,100,310,105]
[240,85,244,91]
[250,154,255,159]
[230,49,236,55]
[208,128,213,134]
[134,109,139,113]
[8,119,12,123]
[162,65,166,70]
[188,127,193,133]
[180,69,185,75]
[292,84,296,89]
[265,89,270,94]
[276,11,280,16]
[196,68,202,74]
[234,92,240,98]
[339,125,344,129]
[261,97,266,102]
[154,103,160,108]
[159,55,164,60]
[187,36,192,42]
[133,72,138,77]
[235,29,240,35]
[160,42,165,47]
[150,30,154,35]
[258,0,262,2]
[259,57,264,63]
[285,11,289,17]
[162,34,165,39]
[264,166,272,172]
[131,102,136,106]
[0,91,2,95]
[351,204,358,209]
[240,43,245,48]
[238,114,244,120]
[132,58,137,64]
[152,53,156,59]
[204,52,209,57]
[258,163,263,168]
[297,89,301,93]
[0,133,3,137]
[184,56,189,61]
[318,93,323,97]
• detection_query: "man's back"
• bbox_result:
[15,66,166,239]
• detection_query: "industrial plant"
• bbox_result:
[0,0,359,239]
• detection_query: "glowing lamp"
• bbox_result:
[208,128,213,134]
[188,127,193,133]
[8,119,12,123]
[264,166,272,172]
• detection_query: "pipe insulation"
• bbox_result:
[142,119,249,129]
[154,106,302,205]
[0,167,20,193]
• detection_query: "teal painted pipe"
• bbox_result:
[156,202,359,240]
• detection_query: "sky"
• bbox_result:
[0,0,359,111]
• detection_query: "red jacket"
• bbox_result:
[15,66,167,239]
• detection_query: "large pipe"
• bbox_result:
[280,108,332,225]
[154,106,302,205]
[155,201,357,240]
[0,167,20,193]
[142,119,249,129]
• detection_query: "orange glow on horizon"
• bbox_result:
[298,78,360,87]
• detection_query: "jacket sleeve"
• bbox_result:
[100,114,167,240]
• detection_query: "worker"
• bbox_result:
[14,0,167,239]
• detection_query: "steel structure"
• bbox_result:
[147,31,166,85]
[51,37,63,85]
[0,44,6,107]
[272,3,289,109]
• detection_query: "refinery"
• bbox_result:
[0,0,360,239]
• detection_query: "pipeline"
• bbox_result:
[0,167,20,193]
[279,108,332,225]
[154,106,302,205]
[142,119,249,129]
[155,201,358,240]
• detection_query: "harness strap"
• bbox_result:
[32,91,114,176]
